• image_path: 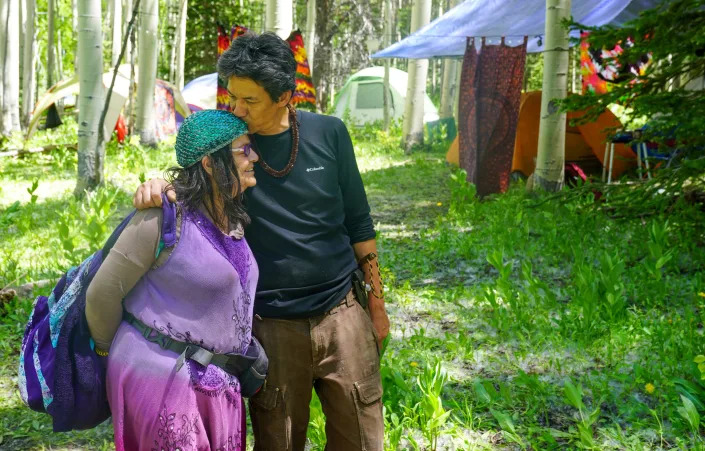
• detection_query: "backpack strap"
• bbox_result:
[160,193,177,248]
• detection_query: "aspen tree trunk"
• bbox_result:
[266,0,292,39]
[163,0,174,83]
[401,0,431,152]
[111,0,123,67]
[56,26,63,80]
[305,0,316,75]
[22,0,37,129]
[0,0,7,135]
[174,0,187,90]
[124,0,136,133]
[534,0,571,192]
[71,0,77,68]
[439,0,459,120]
[136,0,158,146]
[453,60,460,120]
[1,0,20,133]
[313,0,331,110]
[439,58,460,119]
[124,0,134,62]
[47,0,56,88]
[75,0,105,195]
[383,0,392,131]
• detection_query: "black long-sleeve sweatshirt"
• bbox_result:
[244,110,375,318]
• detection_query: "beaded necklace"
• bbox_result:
[249,104,299,178]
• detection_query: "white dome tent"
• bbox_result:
[332,67,439,126]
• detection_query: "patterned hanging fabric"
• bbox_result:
[458,37,527,197]
[286,30,317,111]
[217,25,250,111]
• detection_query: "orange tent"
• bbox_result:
[447,91,636,178]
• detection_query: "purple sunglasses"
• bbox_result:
[233,142,253,157]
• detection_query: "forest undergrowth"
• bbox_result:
[1,121,704,450]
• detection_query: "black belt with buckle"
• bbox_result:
[123,311,268,397]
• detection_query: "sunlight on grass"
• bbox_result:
[1,121,704,449]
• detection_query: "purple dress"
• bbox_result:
[106,208,258,451]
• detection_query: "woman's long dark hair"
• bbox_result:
[165,144,250,230]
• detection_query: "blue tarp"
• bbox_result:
[372,0,661,59]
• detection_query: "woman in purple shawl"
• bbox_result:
[86,110,260,450]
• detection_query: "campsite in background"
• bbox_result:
[0,0,704,449]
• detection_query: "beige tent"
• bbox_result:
[27,65,190,141]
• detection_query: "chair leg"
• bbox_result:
[636,143,643,179]
[607,143,615,184]
[643,144,652,179]
[603,142,609,182]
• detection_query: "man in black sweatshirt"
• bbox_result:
[134,32,388,450]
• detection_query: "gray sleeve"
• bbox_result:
[85,208,163,351]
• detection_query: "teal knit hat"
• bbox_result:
[175,109,249,167]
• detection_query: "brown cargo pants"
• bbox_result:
[249,290,384,451]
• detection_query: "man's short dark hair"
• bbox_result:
[217,32,297,103]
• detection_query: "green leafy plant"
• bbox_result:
[80,186,119,250]
[416,361,452,451]
[563,380,601,449]
[677,394,701,437]
[490,408,526,450]
[696,355,705,381]
[26,179,39,205]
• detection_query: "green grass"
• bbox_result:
[1,121,705,449]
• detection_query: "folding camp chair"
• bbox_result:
[602,130,633,183]
[603,128,673,182]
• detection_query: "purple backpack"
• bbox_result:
[18,197,176,431]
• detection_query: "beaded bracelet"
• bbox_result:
[95,348,109,357]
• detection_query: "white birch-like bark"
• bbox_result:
[136,0,158,146]
[168,0,176,83]
[439,0,459,119]
[111,0,123,67]
[453,60,461,120]
[0,0,7,134]
[124,0,134,62]
[401,0,431,151]
[174,0,187,90]
[47,0,55,88]
[75,0,105,194]
[439,59,459,119]
[0,0,10,136]
[305,0,316,74]
[382,0,392,131]
[534,0,571,191]
[71,0,78,68]
[56,26,63,82]
[266,0,292,39]
[1,0,20,133]
[22,0,37,129]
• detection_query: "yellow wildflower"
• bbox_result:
[437,202,442,206]
[645,383,655,394]
[410,361,419,368]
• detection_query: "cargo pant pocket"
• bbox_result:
[353,369,384,451]
[249,383,289,450]
[354,301,381,359]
